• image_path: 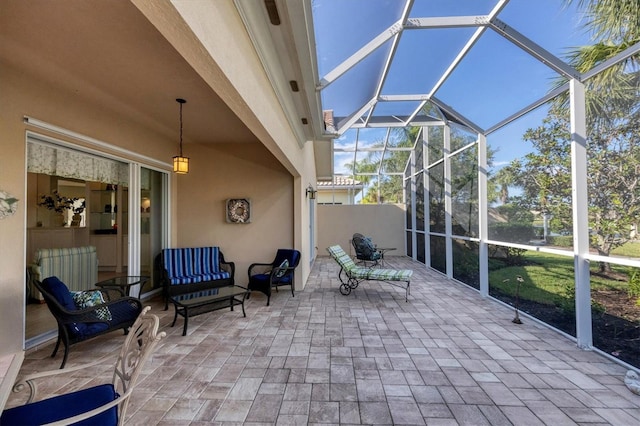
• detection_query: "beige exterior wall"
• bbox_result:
[176,142,297,282]
[0,60,178,353]
[317,204,406,257]
[0,0,318,366]
[137,0,318,281]
[317,190,354,205]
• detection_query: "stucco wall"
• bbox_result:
[317,204,406,257]
[176,142,296,285]
[136,0,318,284]
[0,60,314,356]
[317,190,352,205]
[0,60,178,354]
[0,0,318,363]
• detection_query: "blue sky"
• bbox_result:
[312,0,593,175]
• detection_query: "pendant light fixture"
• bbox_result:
[173,98,189,174]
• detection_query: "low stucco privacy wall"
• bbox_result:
[317,204,405,257]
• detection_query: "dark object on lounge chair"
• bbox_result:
[352,233,382,266]
[247,249,301,305]
[35,276,143,368]
[1,307,165,426]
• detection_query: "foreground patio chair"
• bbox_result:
[351,233,382,267]
[1,306,165,426]
[247,249,301,305]
[35,276,143,368]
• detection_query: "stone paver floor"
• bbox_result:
[7,256,640,425]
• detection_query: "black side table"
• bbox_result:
[376,247,397,266]
[96,275,149,299]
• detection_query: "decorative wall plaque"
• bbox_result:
[226,198,251,223]
[0,190,19,219]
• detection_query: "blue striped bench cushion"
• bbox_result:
[163,247,230,285]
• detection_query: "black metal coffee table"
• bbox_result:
[169,285,248,335]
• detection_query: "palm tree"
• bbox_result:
[558,1,640,120]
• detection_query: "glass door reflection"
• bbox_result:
[139,168,167,295]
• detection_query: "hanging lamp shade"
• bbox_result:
[173,98,189,174]
[173,155,189,174]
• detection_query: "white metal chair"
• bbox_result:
[1,306,165,426]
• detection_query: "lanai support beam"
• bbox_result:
[570,79,592,349]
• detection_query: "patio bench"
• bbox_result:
[326,245,412,302]
[161,247,235,309]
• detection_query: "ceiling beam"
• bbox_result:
[318,19,403,90]
[490,17,581,80]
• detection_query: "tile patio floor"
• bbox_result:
[7,256,640,425]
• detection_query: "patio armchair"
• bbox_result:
[351,233,382,267]
[1,306,165,426]
[35,276,143,368]
[247,249,301,305]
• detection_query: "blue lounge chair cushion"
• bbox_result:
[252,271,293,285]
[41,276,77,311]
[71,321,110,338]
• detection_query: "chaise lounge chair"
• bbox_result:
[327,245,413,301]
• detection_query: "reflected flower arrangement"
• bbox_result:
[38,190,85,214]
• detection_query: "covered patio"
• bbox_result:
[2,0,640,422]
[7,257,639,425]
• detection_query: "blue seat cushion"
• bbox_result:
[273,249,300,269]
[67,296,139,338]
[250,272,292,287]
[250,273,271,286]
[193,247,221,274]
[197,272,231,282]
[274,274,293,284]
[0,384,119,425]
[42,276,76,311]
[168,275,203,285]
[70,321,110,338]
[163,248,195,281]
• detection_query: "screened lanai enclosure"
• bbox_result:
[306,0,640,369]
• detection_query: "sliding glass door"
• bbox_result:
[139,167,167,295]
[25,135,169,346]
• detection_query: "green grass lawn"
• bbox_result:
[489,252,574,306]
[488,250,633,306]
[611,241,640,258]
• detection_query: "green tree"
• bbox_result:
[513,108,574,235]
[555,0,640,128]
[495,202,535,225]
[557,0,640,271]
[345,127,415,204]
[488,164,519,205]
[511,104,640,272]
[450,143,478,236]
[501,0,640,272]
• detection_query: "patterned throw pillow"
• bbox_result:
[275,259,289,278]
[72,290,112,321]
